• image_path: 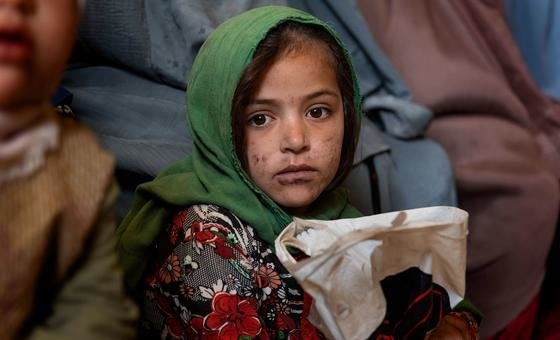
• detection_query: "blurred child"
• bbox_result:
[0,0,136,338]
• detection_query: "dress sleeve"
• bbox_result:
[140,204,315,339]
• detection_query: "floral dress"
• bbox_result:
[141,204,324,339]
[141,204,456,339]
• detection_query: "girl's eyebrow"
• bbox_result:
[249,98,278,106]
[303,89,339,101]
[248,89,339,106]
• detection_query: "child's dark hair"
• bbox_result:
[232,20,359,191]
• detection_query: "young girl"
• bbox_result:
[0,0,136,338]
[118,6,479,339]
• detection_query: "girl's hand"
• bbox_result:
[424,311,479,340]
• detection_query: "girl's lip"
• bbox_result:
[0,26,32,64]
[277,164,316,174]
[275,164,318,184]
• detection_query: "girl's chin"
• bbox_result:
[275,190,322,215]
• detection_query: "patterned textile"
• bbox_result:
[141,204,323,339]
[141,204,452,339]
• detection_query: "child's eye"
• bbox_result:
[306,107,330,119]
[248,113,272,126]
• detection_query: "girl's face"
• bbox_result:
[243,48,344,213]
[0,0,79,109]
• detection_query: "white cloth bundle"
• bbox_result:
[275,206,468,340]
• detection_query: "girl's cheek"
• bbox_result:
[247,147,268,177]
[249,154,266,167]
[317,136,343,160]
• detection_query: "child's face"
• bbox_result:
[0,0,78,109]
[243,48,344,213]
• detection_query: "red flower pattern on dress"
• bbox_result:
[375,335,395,340]
[214,244,235,259]
[159,253,181,284]
[154,291,174,316]
[256,265,282,289]
[165,316,186,339]
[213,237,240,259]
[188,221,219,243]
[179,283,194,299]
[146,272,158,288]
[142,206,330,339]
[170,209,188,245]
[288,329,303,340]
[188,315,220,340]
[275,312,296,331]
[204,291,262,338]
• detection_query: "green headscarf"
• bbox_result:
[117,6,362,290]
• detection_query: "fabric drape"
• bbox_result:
[359,0,560,335]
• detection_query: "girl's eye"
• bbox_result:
[248,113,272,126]
[307,107,330,119]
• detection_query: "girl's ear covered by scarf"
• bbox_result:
[116,6,363,290]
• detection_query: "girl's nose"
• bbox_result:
[280,117,310,154]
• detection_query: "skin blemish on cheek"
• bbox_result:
[250,154,267,165]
